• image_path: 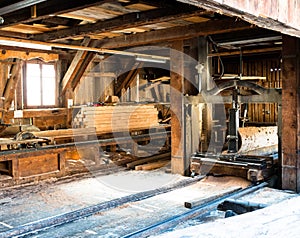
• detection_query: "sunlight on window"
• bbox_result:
[25,62,56,107]
[26,63,41,106]
[42,65,56,105]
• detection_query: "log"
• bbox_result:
[126,152,171,169]
[238,126,278,154]
[135,160,170,171]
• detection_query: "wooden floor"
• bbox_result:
[0,170,296,237]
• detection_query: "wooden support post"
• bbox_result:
[12,158,19,180]
[198,37,212,152]
[170,40,187,175]
[3,59,22,111]
[58,153,66,176]
[184,38,201,159]
[281,35,300,192]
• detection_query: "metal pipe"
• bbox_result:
[0,131,171,156]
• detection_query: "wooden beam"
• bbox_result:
[5,108,67,119]
[2,59,22,111]
[0,0,109,28]
[281,35,300,192]
[0,30,28,39]
[0,49,58,62]
[170,40,186,175]
[33,7,207,42]
[0,36,170,61]
[115,62,143,96]
[99,18,252,49]
[208,47,282,57]
[61,38,91,93]
[71,51,96,91]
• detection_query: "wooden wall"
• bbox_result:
[181,0,300,37]
[222,54,281,123]
[74,61,116,105]
[216,0,300,30]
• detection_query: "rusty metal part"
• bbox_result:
[190,153,276,182]
[190,125,278,182]
[217,198,268,214]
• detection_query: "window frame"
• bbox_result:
[23,60,57,109]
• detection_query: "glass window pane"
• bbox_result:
[27,63,40,77]
[42,64,55,78]
[26,63,41,106]
[25,63,56,107]
[42,65,56,105]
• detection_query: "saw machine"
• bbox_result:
[190,80,281,183]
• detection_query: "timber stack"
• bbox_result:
[73,104,159,133]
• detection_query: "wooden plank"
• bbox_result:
[127,152,171,169]
[99,18,252,49]
[73,105,159,133]
[0,0,107,27]
[184,186,242,209]
[34,7,207,41]
[115,62,142,96]
[281,35,300,192]
[0,36,170,61]
[71,50,96,91]
[5,108,67,118]
[170,40,185,175]
[33,128,95,137]
[0,50,58,62]
[3,59,22,111]
[135,160,169,170]
[61,38,91,93]
[18,154,59,177]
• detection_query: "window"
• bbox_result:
[24,61,56,107]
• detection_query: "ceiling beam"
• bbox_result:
[98,18,253,49]
[208,47,282,57]
[0,35,170,61]
[33,6,206,42]
[0,30,28,39]
[61,38,91,93]
[0,0,109,27]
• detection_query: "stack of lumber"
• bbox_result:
[73,104,159,133]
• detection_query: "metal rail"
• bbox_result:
[0,131,171,156]
[0,175,205,238]
[122,182,268,238]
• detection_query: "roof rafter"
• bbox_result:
[98,18,253,49]
[0,0,112,28]
[32,5,206,42]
